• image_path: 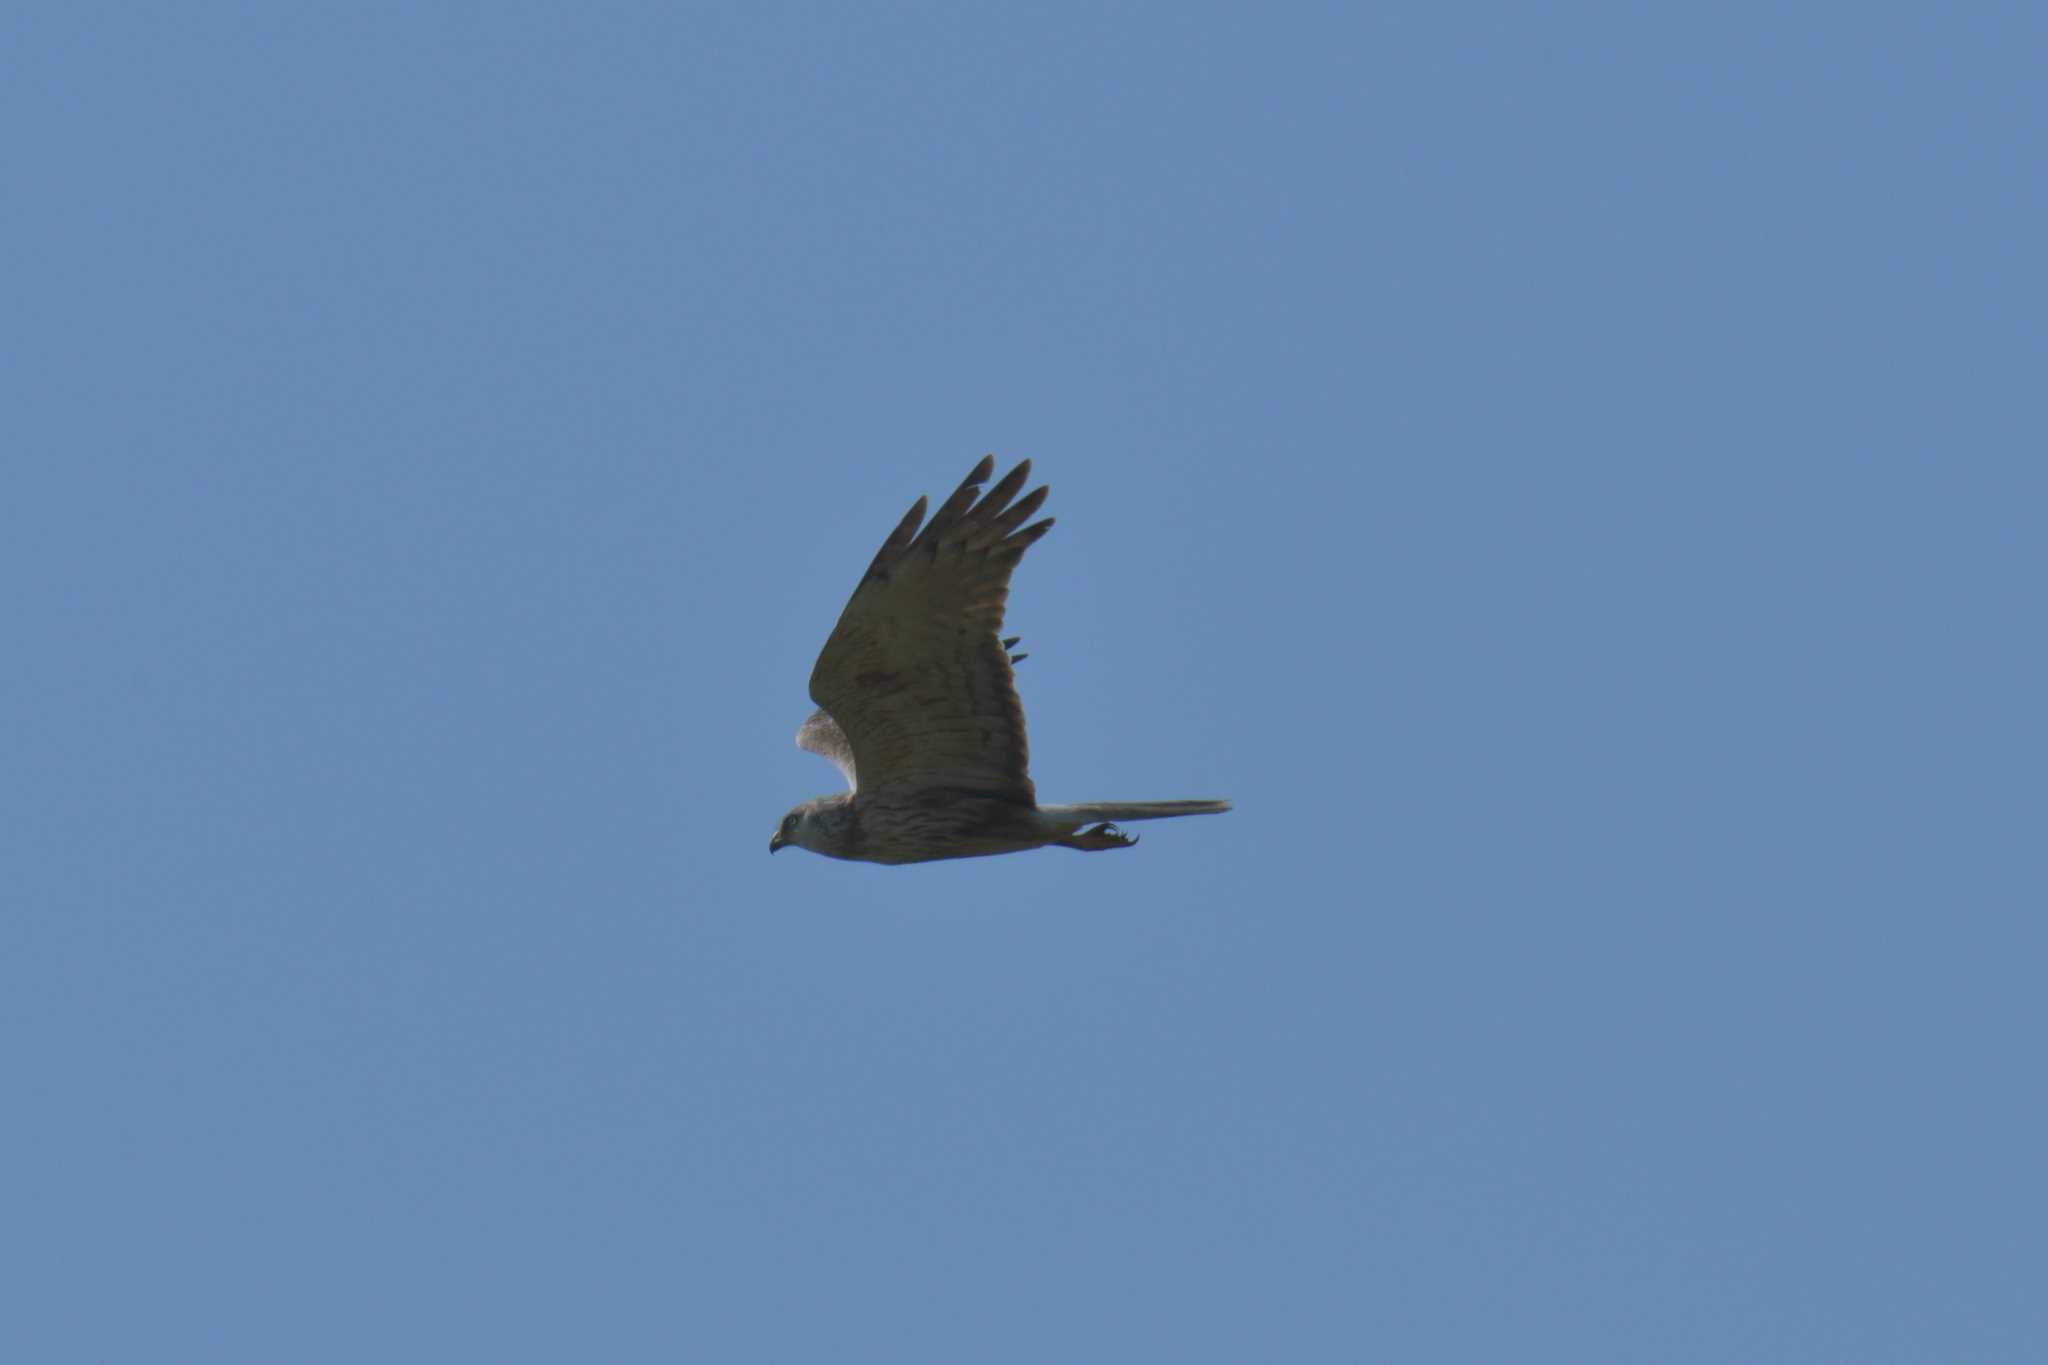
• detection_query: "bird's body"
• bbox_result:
[771,457,1229,864]
[774,788,1044,865]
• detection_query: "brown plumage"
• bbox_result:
[770,457,1230,864]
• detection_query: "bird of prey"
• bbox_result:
[770,456,1230,864]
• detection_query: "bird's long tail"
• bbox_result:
[1038,800,1232,833]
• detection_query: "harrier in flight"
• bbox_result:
[771,457,1230,864]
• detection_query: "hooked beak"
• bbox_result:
[769,831,786,854]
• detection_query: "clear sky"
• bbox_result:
[6,3,2042,1360]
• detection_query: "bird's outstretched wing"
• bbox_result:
[807,457,1052,806]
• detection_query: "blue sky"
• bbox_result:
[5,3,2042,1360]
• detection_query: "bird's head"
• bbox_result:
[769,799,830,855]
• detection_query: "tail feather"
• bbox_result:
[1039,800,1232,833]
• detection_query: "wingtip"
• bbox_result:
[1017,514,1055,541]
[891,495,927,544]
